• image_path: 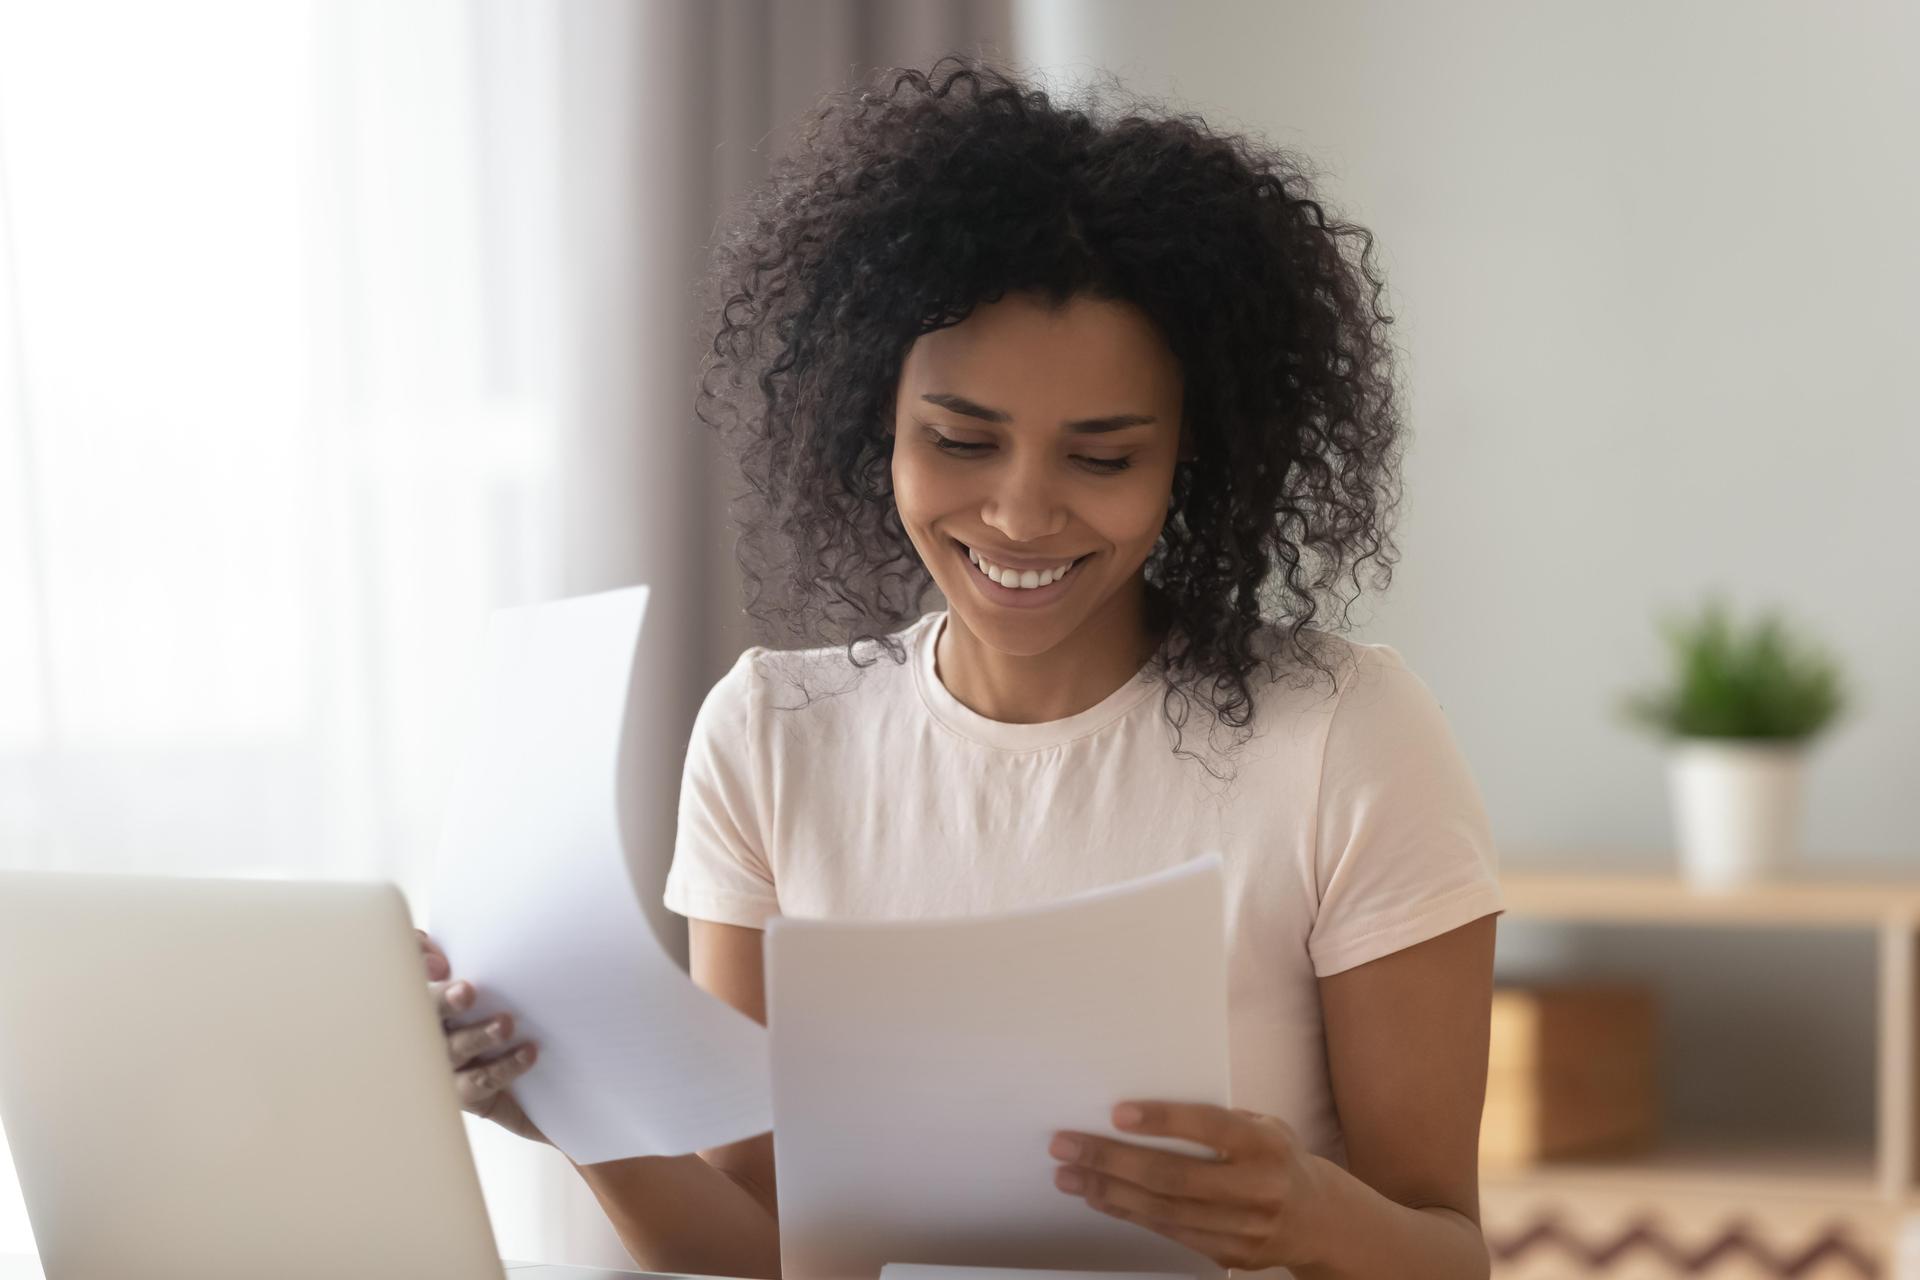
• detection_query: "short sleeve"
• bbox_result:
[1306,643,1505,977]
[662,648,782,929]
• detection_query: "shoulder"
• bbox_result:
[1325,636,1445,722]
[1231,620,1398,720]
[1303,633,1477,796]
[1220,624,1453,772]
[695,613,936,735]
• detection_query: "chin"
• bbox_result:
[945,602,1080,657]
[933,562,1116,658]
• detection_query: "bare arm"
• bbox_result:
[570,919,781,1277]
[1295,913,1498,1279]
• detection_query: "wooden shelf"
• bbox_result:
[1482,1140,1882,1205]
[1498,869,1920,929]
[1487,861,1920,1243]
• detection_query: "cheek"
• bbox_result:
[888,445,949,557]
[890,446,967,529]
[888,445,926,524]
[1086,471,1175,550]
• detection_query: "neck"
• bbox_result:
[935,577,1158,724]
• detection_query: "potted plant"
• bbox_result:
[1618,596,1847,890]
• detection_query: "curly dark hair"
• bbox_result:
[694,52,1406,764]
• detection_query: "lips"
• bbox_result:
[965,544,1079,589]
[952,538,1090,607]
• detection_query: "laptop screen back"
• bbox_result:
[0,870,504,1280]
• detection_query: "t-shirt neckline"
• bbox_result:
[911,610,1162,752]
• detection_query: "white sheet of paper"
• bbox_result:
[767,854,1232,1280]
[883,1268,1196,1280]
[426,584,774,1163]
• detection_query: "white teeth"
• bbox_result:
[965,545,1076,589]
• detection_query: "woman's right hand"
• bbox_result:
[418,928,548,1145]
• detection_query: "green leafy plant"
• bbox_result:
[1619,596,1847,741]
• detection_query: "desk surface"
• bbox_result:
[0,1257,664,1279]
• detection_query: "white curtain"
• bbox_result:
[0,0,648,1264]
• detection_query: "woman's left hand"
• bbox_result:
[1049,1101,1330,1273]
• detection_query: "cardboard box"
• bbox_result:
[1481,982,1658,1172]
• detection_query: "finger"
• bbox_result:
[1054,1133,1250,1203]
[431,977,478,1025]
[1114,1101,1256,1157]
[1060,1165,1269,1237]
[454,1042,538,1111]
[1114,1213,1264,1274]
[446,1013,517,1067]
[416,930,450,980]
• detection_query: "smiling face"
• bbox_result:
[889,291,1185,659]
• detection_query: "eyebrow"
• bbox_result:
[919,392,1157,435]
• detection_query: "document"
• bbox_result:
[768,854,1231,1280]
[426,584,774,1163]
[883,1269,1196,1280]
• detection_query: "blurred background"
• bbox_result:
[1,0,1915,1273]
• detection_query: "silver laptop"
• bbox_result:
[0,869,649,1280]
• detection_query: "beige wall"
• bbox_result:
[1012,0,1919,1144]
[1014,0,1920,870]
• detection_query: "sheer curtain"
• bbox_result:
[0,0,1010,1265]
[0,0,631,1261]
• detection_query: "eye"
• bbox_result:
[917,422,1132,473]
[919,423,992,456]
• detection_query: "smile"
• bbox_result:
[955,539,1091,606]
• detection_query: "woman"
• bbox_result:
[424,54,1505,1279]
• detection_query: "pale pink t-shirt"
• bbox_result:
[663,609,1504,1177]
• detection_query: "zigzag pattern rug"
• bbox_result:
[1488,1212,1882,1278]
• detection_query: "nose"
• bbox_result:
[980,457,1067,544]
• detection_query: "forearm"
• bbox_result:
[1294,1156,1489,1280]
[570,1148,782,1279]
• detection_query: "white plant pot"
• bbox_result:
[1666,738,1807,891]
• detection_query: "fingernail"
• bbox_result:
[451,982,472,1006]
[489,1018,509,1041]
[1055,1168,1085,1193]
[1114,1104,1144,1127]
[1049,1136,1080,1161]
[516,1045,536,1065]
